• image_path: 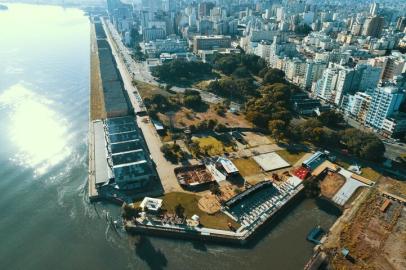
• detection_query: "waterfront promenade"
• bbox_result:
[101,19,180,194]
[125,182,304,244]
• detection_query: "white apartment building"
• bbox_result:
[304,60,327,89]
[365,86,405,130]
[345,92,372,124]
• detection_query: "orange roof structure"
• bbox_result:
[311,160,338,177]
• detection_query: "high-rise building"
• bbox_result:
[370,53,406,82]
[143,27,166,42]
[355,64,382,91]
[334,67,357,106]
[362,16,384,38]
[366,86,405,129]
[313,66,338,102]
[193,35,231,53]
[198,2,215,18]
[345,92,372,124]
[304,60,327,90]
[396,16,406,32]
[286,58,306,82]
[369,2,379,16]
[255,41,272,60]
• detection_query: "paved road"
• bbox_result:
[105,20,242,110]
[103,19,182,193]
[137,116,182,193]
[103,19,146,113]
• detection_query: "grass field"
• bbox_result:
[159,192,239,230]
[360,167,381,181]
[276,150,306,165]
[193,136,234,156]
[133,80,169,99]
[335,159,351,170]
[232,158,263,177]
[336,158,380,181]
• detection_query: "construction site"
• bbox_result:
[174,165,215,189]
[316,179,406,270]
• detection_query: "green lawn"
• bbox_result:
[232,158,263,177]
[276,150,306,165]
[159,192,239,230]
[193,136,234,156]
[133,80,169,99]
[336,158,380,181]
[335,159,351,170]
[360,167,381,181]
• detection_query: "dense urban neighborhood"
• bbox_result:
[86,0,406,269]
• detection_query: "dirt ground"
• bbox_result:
[198,184,238,214]
[325,189,406,270]
[320,172,346,199]
[377,176,406,200]
[241,132,272,147]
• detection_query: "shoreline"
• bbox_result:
[124,184,305,245]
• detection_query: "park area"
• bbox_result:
[192,135,235,156]
[275,149,306,165]
[158,192,239,230]
[231,158,263,177]
[132,80,169,99]
[156,105,252,130]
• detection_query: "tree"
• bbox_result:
[183,94,203,109]
[207,78,257,101]
[175,204,185,218]
[209,183,222,196]
[246,111,270,129]
[303,178,320,198]
[339,128,385,162]
[268,120,287,142]
[152,59,212,84]
[318,111,344,127]
[294,24,313,35]
[188,141,201,157]
[359,139,385,162]
[122,203,141,220]
[232,66,251,78]
[263,68,286,84]
[214,123,227,132]
[258,67,269,78]
[214,55,240,75]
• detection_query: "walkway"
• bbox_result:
[332,168,369,206]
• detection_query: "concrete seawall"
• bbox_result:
[125,185,304,245]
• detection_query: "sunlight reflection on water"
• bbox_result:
[0,83,71,175]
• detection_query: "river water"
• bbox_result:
[0,4,339,270]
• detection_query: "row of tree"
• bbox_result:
[288,118,385,162]
[246,83,296,131]
[207,78,258,101]
[213,53,267,76]
[161,143,187,163]
[152,59,213,84]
